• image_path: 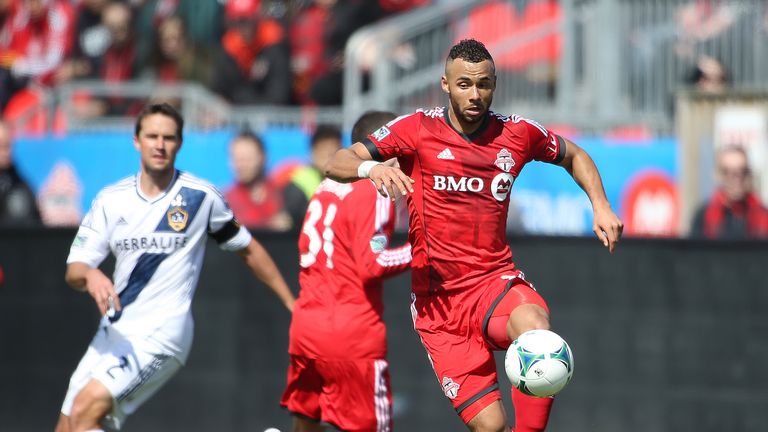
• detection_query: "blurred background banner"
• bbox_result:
[12,132,676,236]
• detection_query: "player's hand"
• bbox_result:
[368,163,415,201]
[84,268,121,317]
[592,204,623,253]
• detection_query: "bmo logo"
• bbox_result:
[491,173,515,201]
[433,175,484,192]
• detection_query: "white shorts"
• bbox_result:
[61,326,182,430]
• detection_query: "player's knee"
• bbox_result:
[469,415,507,432]
[69,385,111,429]
[54,414,70,432]
[507,304,550,341]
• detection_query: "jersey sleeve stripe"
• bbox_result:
[374,193,391,232]
[362,138,385,162]
[376,245,412,267]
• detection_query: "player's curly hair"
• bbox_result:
[447,39,494,63]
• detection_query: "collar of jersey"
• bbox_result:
[442,106,490,143]
[135,169,179,203]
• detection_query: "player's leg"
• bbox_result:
[315,358,393,432]
[482,277,553,432]
[60,329,110,432]
[292,415,326,432]
[54,413,71,432]
[410,292,506,431]
[68,379,113,431]
[466,400,509,432]
[482,278,551,350]
[281,355,325,432]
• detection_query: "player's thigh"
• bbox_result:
[61,328,112,417]
[70,330,181,430]
[411,294,500,426]
[281,355,323,422]
[481,277,549,350]
[317,358,393,432]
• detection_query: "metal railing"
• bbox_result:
[53,80,343,133]
[343,0,768,135]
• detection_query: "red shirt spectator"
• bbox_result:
[3,0,73,85]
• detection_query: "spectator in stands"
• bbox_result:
[143,15,212,86]
[0,120,41,227]
[685,54,728,94]
[691,145,768,240]
[283,124,341,228]
[55,0,107,85]
[0,0,74,111]
[301,0,380,105]
[225,129,291,230]
[133,0,223,69]
[62,1,140,118]
[211,0,291,105]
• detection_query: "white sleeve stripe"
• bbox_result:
[374,193,391,232]
[376,245,412,267]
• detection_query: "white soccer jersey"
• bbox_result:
[67,170,251,363]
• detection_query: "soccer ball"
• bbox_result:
[504,329,574,397]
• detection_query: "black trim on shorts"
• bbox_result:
[209,219,241,244]
[554,135,567,164]
[362,138,384,162]
[456,383,500,414]
[481,279,516,351]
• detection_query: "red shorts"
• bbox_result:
[280,355,393,432]
[410,272,548,424]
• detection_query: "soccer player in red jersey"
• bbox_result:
[281,111,412,432]
[324,39,623,432]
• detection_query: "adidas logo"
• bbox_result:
[437,148,455,160]
[117,217,128,225]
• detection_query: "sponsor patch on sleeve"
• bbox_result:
[371,126,391,141]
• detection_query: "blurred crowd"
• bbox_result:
[0,0,429,119]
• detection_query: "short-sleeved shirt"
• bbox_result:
[67,170,251,363]
[363,107,564,296]
[289,179,411,360]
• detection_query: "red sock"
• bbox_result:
[511,388,553,432]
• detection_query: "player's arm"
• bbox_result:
[557,137,624,253]
[66,193,118,316]
[65,262,120,316]
[367,244,412,279]
[324,143,414,200]
[236,239,295,312]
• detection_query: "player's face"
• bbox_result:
[442,59,496,126]
[134,113,181,176]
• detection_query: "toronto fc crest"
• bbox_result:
[495,149,515,172]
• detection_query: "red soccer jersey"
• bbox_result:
[364,107,565,295]
[289,179,411,359]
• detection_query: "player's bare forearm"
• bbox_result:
[65,262,120,315]
[324,144,372,183]
[559,138,624,252]
[238,239,295,312]
[65,262,92,291]
[565,144,610,210]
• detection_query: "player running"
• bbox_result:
[281,111,412,432]
[324,39,623,432]
[56,103,295,432]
